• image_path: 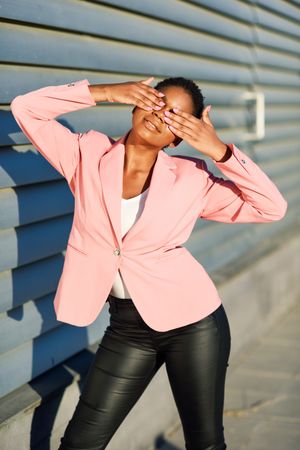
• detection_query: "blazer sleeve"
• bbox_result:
[198,143,288,223]
[10,78,97,183]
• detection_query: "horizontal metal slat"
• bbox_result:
[257,154,300,185]
[0,253,65,314]
[253,66,300,86]
[0,23,254,83]
[254,26,300,55]
[0,310,109,397]
[0,215,72,272]
[0,0,255,58]
[254,138,300,161]
[0,295,58,355]
[1,65,255,106]
[188,220,254,256]
[257,85,300,104]
[254,4,300,38]
[255,0,300,26]
[196,210,294,275]
[2,105,131,146]
[0,180,74,229]
[101,0,255,27]
[254,46,300,71]
[181,0,254,23]
[260,121,300,141]
[263,105,300,124]
[0,146,67,187]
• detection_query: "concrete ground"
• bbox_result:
[158,296,300,450]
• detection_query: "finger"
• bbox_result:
[163,110,198,133]
[202,105,213,126]
[134,98,157,111]
[136,89,166,110]
[165,109,202,128]
[134,94,163,111]
[141,76,154,85]
[167,122,196,141]
[141,84,166,99]
[173,108,201,124]
[139,85,166,107]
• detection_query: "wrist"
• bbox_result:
[88,84,114,103]
[103,85,114,103]
[211,143,231,162]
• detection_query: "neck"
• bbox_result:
[124,129,161,173]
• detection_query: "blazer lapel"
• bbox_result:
[99,129,177,247]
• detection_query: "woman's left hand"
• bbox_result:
[163,106,228,160]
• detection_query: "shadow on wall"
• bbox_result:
[1,112,105,448]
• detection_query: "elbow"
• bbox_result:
[270,198,288,222]
[256,198,288,223]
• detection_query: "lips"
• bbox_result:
[144,117,160,132]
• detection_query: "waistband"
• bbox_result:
[107,293,135,304]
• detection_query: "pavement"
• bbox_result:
[158,297,300,450]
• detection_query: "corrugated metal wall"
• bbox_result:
[1,0,299,398]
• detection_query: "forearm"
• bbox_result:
[201,142,288,222]
[88,84,114,103]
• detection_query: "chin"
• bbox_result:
[133,124,156,145]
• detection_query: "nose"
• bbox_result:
[153,109,165,123]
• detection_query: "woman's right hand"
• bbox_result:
[103,77,166,111]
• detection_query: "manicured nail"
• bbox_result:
[158,92,165,97]
[173,108,180,113]
[207,105,212,112]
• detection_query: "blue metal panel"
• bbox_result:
[0,0,298,401]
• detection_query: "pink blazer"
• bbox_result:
[10,79,288,331]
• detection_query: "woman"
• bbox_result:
[11,76,287,450]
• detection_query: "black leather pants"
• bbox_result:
[58,294,231,450]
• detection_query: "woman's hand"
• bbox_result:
[104,76,166,111]
[163,106,229,160]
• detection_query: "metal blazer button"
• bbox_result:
[113,248,121,256]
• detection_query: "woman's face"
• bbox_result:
[130,86,195,150]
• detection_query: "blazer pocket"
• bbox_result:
[67,242,88,256]
[158,246,185,262]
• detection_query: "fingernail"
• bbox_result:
[207,105,212,112]
[158,92,165,97]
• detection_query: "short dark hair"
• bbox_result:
[154,76,205,119]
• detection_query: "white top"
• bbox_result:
[109,187,150,299]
